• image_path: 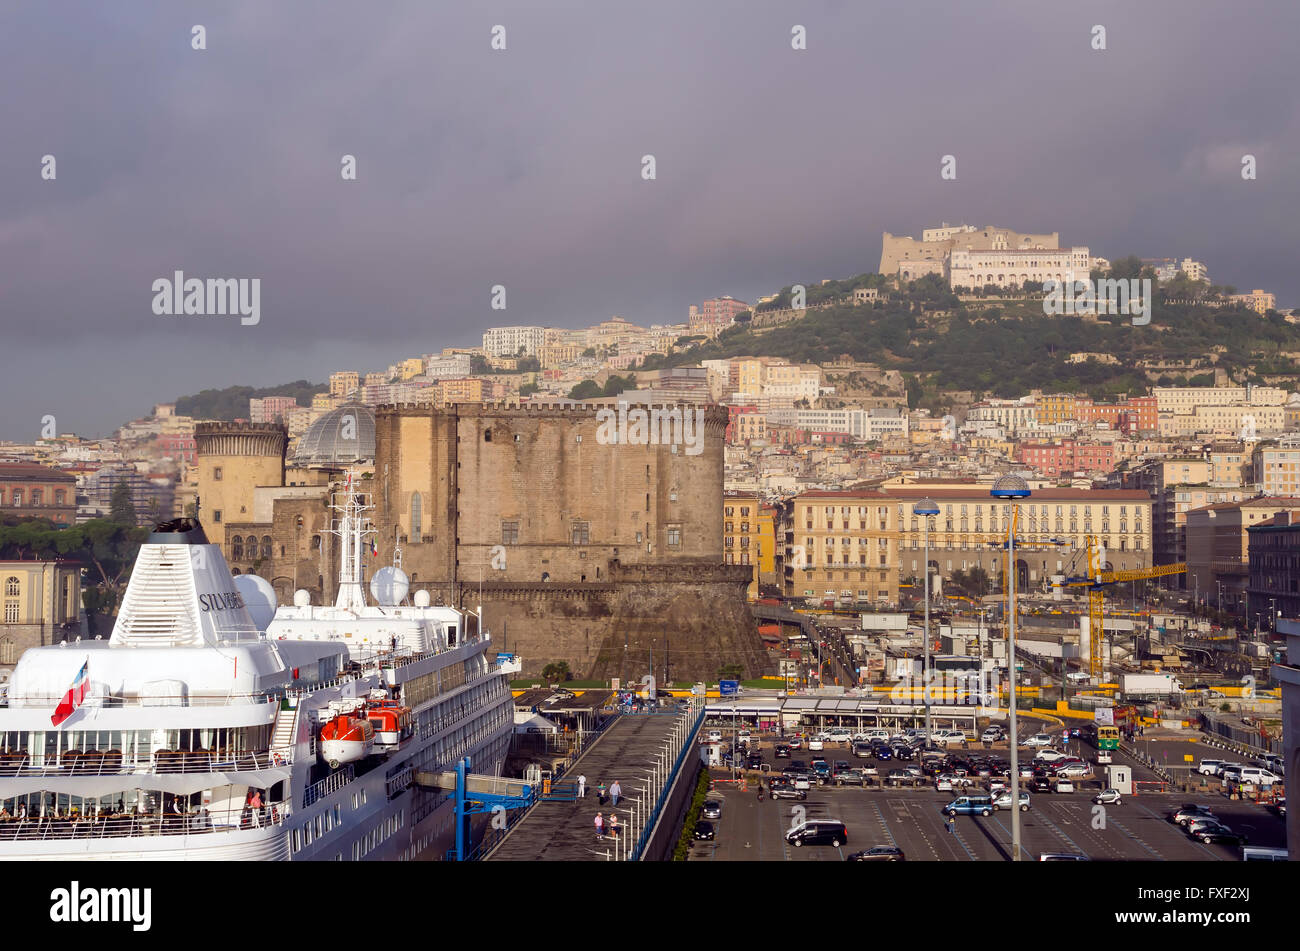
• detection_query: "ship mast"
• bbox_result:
[331,472,373,612]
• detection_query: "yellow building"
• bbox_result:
[438,378,486,403]
[0,561,82,671]
[539,343,584,368]
[724,492,777,599]
[329,371,359,400]
[312,393,340,412]
[397,358,425,381]
[1038,393,1077,425]
[780,491,898,605]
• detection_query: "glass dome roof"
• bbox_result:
[293,402,375,467]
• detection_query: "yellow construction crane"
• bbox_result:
[1065,535,1185,678]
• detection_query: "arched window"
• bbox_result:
[261,535,273,560]
[312,535,321,551]
[4,577,18,597]
[411,492,423,543]
[231,536,244,560]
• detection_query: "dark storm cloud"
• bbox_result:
[1,0,1297,439]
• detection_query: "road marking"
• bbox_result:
[987,811,1034,861]
[1032,804,1090,855]
[1105,815,1161,858]
[871,800,900,849]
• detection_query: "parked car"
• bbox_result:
[1093,789,1123,805]
[706,731,723,743]
[1054,763,1091,779]
[693,821,715,840]
[934,730,968,748]
[808,738,825,751]
[825,728,853,744]
[835,768,871,787]
[1196,828,1248,846]
[1171,804,1216,826]
[891,745,916,761]
[852,742,874,759]
[1023,733,1054,747]
[872,746,893,761]
[1187,817,1231,837]
[786,819,848,848]
[788,737,803,750]
[774,744,791,759]
[981,727,1006,742]
[1039,853,1090,861]
[769,782,807,801]
[702,800,722,819]
[934,776,955,792]
[1054,779,1076,794]
[746,754,764,770]
[847,845,905,862]
[885,769,916,787]
[1031,777,1055,793]
[1034,749,1070,764]
[992,790,1031,812]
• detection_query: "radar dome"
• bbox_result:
[233,574,278,630]
[370,566,410,606]
[413,590,431,607]
[293,589,312,607]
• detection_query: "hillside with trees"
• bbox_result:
[174,380,325,420]
[639,272,1300,410]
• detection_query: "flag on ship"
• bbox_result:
[51,659,89,727]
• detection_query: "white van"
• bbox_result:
[1196,759,1229,776]
[1224,766,1281,786]
[1065,672,1090,684]
[934,730,968,747]
[1241,846,1288,861]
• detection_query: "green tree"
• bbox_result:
[109,482,137,526]
[568,380,602,400]
[541,661,570,682]
[601,375,635,397]
[519,382,540,397]
[470,354,491,375]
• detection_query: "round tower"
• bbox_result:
[194,422,287,546]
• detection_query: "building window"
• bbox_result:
[261,535,273,559]
[213,510,222,523]
[213,467,223,481]
[11,490,21,507]
[3,602,16,624]
[312,534,321,551]
[31,490,41,507]
[571,522,590,546]
[4,577,18,598]
[231,536,244,560]
[0,638,13,665]
[667,526,682,547]
[502,521,520,545]
[411,492,423,543]
[55,489,65,505]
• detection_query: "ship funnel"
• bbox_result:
[110,518,262,648]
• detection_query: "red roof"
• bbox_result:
[0,462,76,483]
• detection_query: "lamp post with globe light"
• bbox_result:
[991,475,1031,861]
[913,499,941,745]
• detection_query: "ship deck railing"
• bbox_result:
[1,693,278,710]
[0,801,291,841]
[0,749,288,778]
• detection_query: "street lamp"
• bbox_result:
[992,474,1031,862]
[914,499,941,746]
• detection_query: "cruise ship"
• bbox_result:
[0,481,517,860]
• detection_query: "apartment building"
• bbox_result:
[1254,442,1300,496]
[777,491,898,606]
[1186,498,1300,614]
[329,371,360,400]
[483,325,547,357]
[723,491,776,599]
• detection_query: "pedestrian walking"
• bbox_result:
[945,814,955,835]
[596,781,607,805]
[610,780,621,807]
[594,812,604,838]
[578,774,586,798]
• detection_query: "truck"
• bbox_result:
[1121,673,1184,697]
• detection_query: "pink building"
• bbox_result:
[688,297,749,336]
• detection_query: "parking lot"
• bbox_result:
[687,780,1285,861]
[688,729,1285,861]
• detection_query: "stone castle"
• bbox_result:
[196,402,769,682]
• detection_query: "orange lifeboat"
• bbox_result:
[319,712,374,769]
[366,700,414,750]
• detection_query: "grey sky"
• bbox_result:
[2,0,1297,440]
